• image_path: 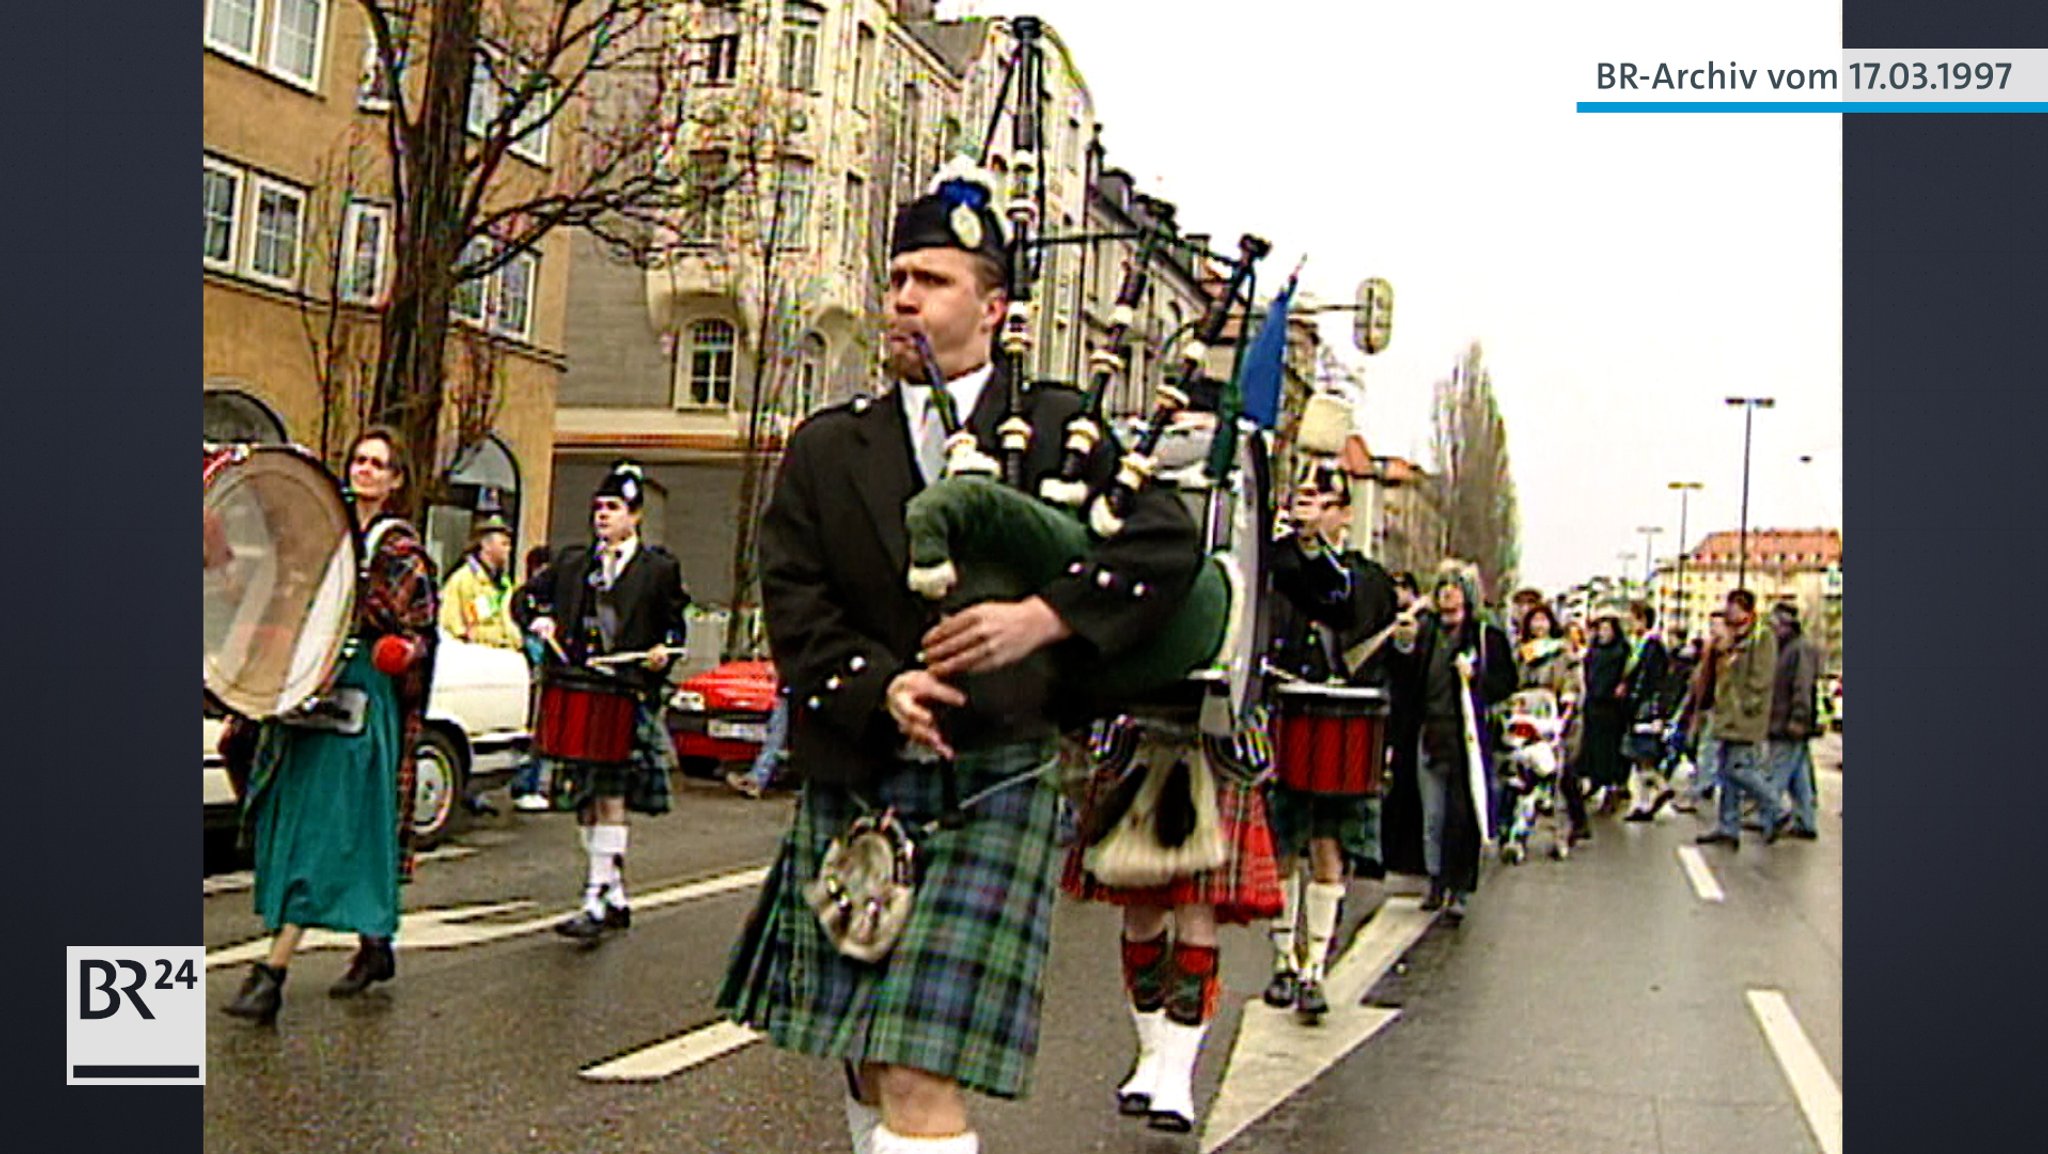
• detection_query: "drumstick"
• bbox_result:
[586,647,669,667]
[1342,599,1433,674]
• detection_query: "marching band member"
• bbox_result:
[1259,464,1399,1021]
[222,427,438,1024]
[518,463,692,941]
[716,176,1203,1154]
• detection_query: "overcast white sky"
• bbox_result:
[964,1,1844,593]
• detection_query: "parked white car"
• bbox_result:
[205,633,532,852]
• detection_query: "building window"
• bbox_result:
[842,173,863,269]
[267,0,326,87]
[775,158,813,249]
[452,238,490,322]
[780,2,822,93]
[248,176,306,288]
[680,150,728,244]
[853,24,876,109]
[202,160,242,270]
[685,319,737,407]
[205,0,260,62]
[206,0,328,92]
[791,333,825,416]
[705,33,740,84]
[339,201,389,303]
[492,250,536,339]
[357,10,409,109]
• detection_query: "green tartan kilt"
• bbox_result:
[539,701,676,815]
[717,738,1061,1101]
[1265,784,1382,872]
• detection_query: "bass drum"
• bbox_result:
[203,443,361,720]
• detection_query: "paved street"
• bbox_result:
[204,737,1842,1153]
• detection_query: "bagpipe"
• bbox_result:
[897,15,1281,723]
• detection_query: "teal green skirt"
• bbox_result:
[245,645,402,938]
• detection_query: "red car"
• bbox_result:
[668,659,778,777]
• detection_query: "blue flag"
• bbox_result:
[1237,276,1298,429]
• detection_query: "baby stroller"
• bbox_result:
[1498,689,1574,863]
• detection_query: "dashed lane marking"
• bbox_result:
[1676,845,1727,903]
[581,1021,763,1082]
[203,846,478,897]
[1746,989,1842,1154]
[206,863,769,969]
[1198,897,1436,1153]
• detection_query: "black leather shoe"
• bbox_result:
[603,904,632,931]
[1623,809,1655,823]
[1695,831,1741,850]
[1787,826,1819,841]
[1295,978,1329,1023]
[1442,893,1469,926]
[554,910,610,941]
[1262,970,1299,1009]
[329,939,395,998]
[1420,881,1446,912]
[223,963,285,1024]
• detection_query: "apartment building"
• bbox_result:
[203,0,575,567]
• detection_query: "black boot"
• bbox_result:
[1294,977,1330,1023]
[1420,879,1446,912]
[223,963,286,1024]
[329,937,396,998]
[1262,970,1299,1009]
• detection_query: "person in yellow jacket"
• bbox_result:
[439,518,521,649]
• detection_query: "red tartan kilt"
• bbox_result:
[1062,769,1284,925]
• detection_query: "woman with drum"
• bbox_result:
[1257,466,1400,1023]
[518,462,691,942]
[222,427,439,1024]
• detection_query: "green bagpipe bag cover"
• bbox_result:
[904,476,1229,699]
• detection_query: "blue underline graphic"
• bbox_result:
[1579,101,2048,113]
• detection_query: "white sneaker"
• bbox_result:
[513,794,550,812]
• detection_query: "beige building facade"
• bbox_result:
[553,2,1104,607]
[203,0,574,570]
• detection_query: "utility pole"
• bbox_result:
[1725,397,1776,590]
[1667,481,1703,635]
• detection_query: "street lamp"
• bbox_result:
[1616,551,1636,600]
[1725,397,1777,590]
[1667,481,1703,636]
[1635,524,1662,619]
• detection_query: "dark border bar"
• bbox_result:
[72,1066,201,1079]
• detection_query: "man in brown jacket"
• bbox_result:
[1696,589,1784,849]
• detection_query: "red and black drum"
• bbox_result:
[533,666,639,766]
[1271,683,1390,796]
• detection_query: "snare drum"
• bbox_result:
[533,667,640,765]
[1271,683,1389,796]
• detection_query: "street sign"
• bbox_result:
[1354,277,1394,355]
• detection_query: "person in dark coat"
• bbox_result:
[717,172,1203,1154]
[1575,611,1632,816]
[1381,563,1516,921]
[1621,601,1677,821]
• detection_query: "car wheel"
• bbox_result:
[413,728,468,850]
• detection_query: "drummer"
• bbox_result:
[519,462,692,941]
[1260,463,1399,1021]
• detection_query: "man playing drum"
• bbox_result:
[716,173,1203,1154]
[1260,465,1399,1021]
[518,462,692,941]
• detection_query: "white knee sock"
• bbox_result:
[1270,869,1304,973]
[870,1125,978,1153]
[1301,881,1346,983]
[589,824,629,908]
[844,1097,881,1154]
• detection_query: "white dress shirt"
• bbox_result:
[901,362,994,484]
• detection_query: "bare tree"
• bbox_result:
[1428,341,1521,602]
[354,0,693,511]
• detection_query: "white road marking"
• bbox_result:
[1676,846,1727,903]
[581,1021,763,1082]
[206,863,769,969]
[203,846,478,897]
[1746,989,1842,1154]
[1198,897,1436,1153]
